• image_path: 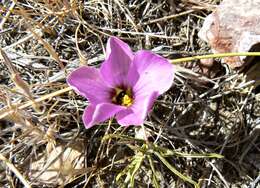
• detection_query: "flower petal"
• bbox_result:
[100,37,134,87]
[116,92,158,126]
[67,66,111,105]
[116,51,175,126]
[129,50,175,95]
[83,103,125,129]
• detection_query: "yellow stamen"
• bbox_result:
[121,94,133,106]
[112,87,134,107]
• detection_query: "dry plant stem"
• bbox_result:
[16,7,63,69]
[27,27,64,69]
[208,162,229,188]
[142,10,195,25]
[250,173,260,188]
[105,118,113,156]
[239,132,259,164]
[0,48,40,112]
[113,0,139,33]
[0,87,72,120]
[3,33,34,51]
[175,66,216,84]
[0,1,16,30]
[0,154,31,188]
[75,23,87,65]
[0,48,17,73]
[141,124,149,143]
[98,27,181,40]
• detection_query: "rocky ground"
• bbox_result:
[0,0,259,187]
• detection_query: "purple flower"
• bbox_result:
[67,37,175,128]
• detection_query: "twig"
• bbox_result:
[0,2,16,30]
[0,86,72,120]
[141,10,194,25]
[0,154,31,188]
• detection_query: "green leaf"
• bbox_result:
[153,151,199,188]
[116,152,145,188]
[150,144,223,159]
[147,155,160,188]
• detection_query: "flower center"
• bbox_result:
[112,87,133,107]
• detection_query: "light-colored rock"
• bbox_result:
[199,0,260,69]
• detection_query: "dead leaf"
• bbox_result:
[30,144,84,186]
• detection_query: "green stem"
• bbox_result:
[170,52,260,64]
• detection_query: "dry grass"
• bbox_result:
[0,0,259,187]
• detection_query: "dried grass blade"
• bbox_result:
[0,1,16,30]
[17,8,64,69]
[0,48,40,112]
[0,86,72,120]
[0,154,31,188]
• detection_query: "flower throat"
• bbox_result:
[112,87,133,107]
